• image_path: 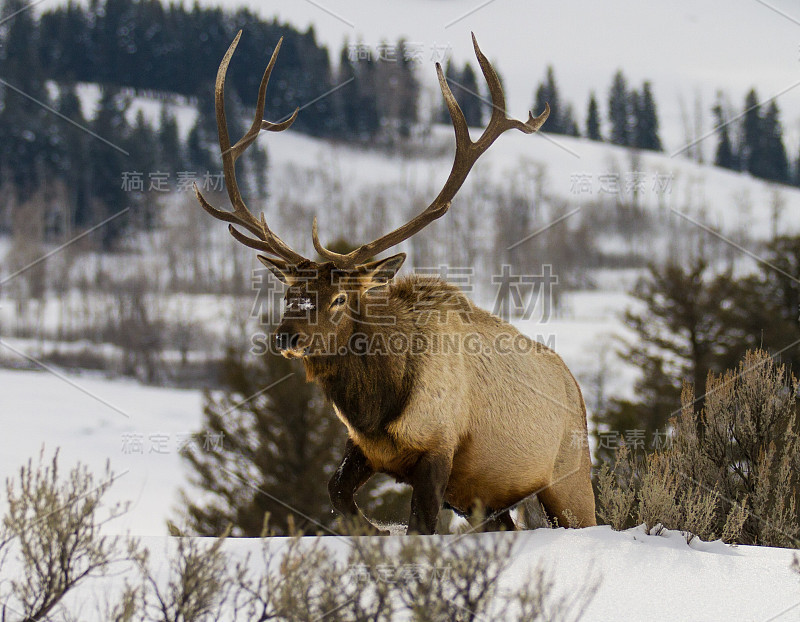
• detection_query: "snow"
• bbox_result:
[6,1,800,615]
[126,526,799,621]
[0,367,202,536]
[502,525,800,621]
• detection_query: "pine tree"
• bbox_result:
[596,248,800,458]
[793,148,800,187]
[608,70,630,146]
[534,66,563,133]
[458,62,483,127]
[563,103,580,137]
[586,92,602,141]
[712,94,736,170]
[632,82,661,151]
[740,89,762,177]
[0,0,54,192]
[127,110,159,229]
[628,89,640,146]
[394,38,419,136]
[760,101,789,184]
[335,41,380,139]
[178,348,346,536]
[595,258,747,457]
[88,85,131,245]
[54,83,91,232]
[158,105,182,171]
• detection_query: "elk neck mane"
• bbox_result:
[301,274,477,439]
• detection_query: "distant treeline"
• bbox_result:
[0,0,795,248]
[34,0,421,138]
[0,0,421,245]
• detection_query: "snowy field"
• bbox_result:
[3,329,799,620]
[20,528,798,620]
[5,1,800,616]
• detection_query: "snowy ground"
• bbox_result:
[6,11,800,611]
[79,527,800,621]
[3,325,799,621]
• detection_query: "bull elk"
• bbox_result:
[195,31,596,533]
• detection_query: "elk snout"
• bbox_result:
[274,327,305,357]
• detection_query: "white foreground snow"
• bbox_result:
[1,368,799,620]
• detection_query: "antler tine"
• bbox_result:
[312,33,549,269]
[194,31,306,265]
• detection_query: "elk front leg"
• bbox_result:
[407,453,452,535]
[328,439,373,519]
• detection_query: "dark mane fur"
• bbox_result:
[302,275,468,438]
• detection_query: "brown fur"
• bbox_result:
[274,268,596,531]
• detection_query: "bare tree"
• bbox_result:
[0,449,135,622]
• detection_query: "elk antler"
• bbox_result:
[312,32,550,269]
[193,31,307,265]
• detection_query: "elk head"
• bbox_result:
[194,31,549,358]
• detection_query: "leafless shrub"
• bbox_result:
[513,563,600,622]
[595,441,636,530]
[636,452,679,536]
[596,349,800,547]
[228,521,596,622]
[105,274,166,383]
[390,533,515,621]
[0,448,135,622]
[132,524,247,622]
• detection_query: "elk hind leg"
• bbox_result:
[537,471,597,528]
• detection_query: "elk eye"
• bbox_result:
[332,294,346,307]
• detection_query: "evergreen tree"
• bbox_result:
[0,0,53,192]
[596,246,800,458]
[186,91,218,174]
[759,101,789,184]
[335,41,380,139]
[740,89,762,177]
[372,38,420,139]
[87,85,131,245]
[632,82,661,151]
[563,103,580,137]
[178,348,346,536]
[458,62,483,127]
[608,70,630,146]
[586,92,602,141]
[534,66,563,133]
[126,110,159,228]
[712,94,736,170]
[793,148,800,187]
[250,142,269,201]
[53,83,91,232]
[394,38,420,136]
[595,257,747,457]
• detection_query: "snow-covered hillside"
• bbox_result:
[198,0,800,155]
[3,115,800,622]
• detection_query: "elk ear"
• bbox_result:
[257,255,293,285]
[359,253,406,291]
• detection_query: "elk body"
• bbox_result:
[195,32,596,533]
